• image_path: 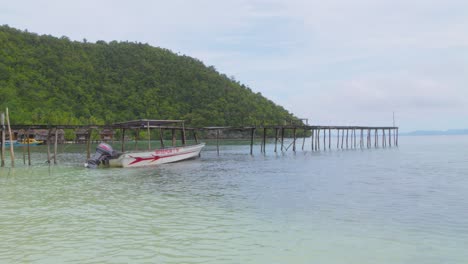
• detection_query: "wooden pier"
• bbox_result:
[203,125,398,155]
[0,120,398,167]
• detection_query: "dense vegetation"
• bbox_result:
[0,25,302,128]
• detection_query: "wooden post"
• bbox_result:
[262,127,267,153]
[27,129,31,166]
[147,121,151,150]
[22,132,26,165]
[302,129,306,151]
[121,128,126,152]
[388,128,392,147]
[159,128,164,148]
[354,129,357,149]
[134,128,139,150]
[179,129,185,146]
[369,129,372,148]
[336,129,339,149]
[280,127,284,152]
[47,129,51,164]
[6,108,14,167]
[293,127,297,152]
[323,128,326,150]
[311,128,314,151]
[360,129,363,148]
[341,129,344,149]
[382,129,385,148]
[181,122,186,146]
[216,129,220,156]
[172,129,176,147]
[316,129,320,151]
[375,129,378,147]
[193,130,199,144]
[1,113,4,167]
[274,128,278,153]
[329,128,331,149]
[396,128,399,146]
[54,128,58,164]
[346,129,349,149]
[86,128,92,159]
[250,128,255,155]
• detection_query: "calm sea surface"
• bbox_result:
[1,135,468,263]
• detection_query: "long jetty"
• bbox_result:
[204,125,398,155]
[0,122,398,167]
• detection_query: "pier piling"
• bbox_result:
[1,113,5,167]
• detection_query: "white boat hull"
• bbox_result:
[108,143,205,168]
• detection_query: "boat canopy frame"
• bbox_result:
[111,119,187,152]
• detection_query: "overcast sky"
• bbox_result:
[2,0,467,131]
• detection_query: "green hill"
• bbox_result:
[0,25,302,127]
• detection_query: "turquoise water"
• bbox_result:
[1,136,468,263]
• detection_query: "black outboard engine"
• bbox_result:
[85,143,119,168]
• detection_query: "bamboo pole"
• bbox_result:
[1,113,5,167]
[6,108,14,167]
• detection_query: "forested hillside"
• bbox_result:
[0,25,302,127]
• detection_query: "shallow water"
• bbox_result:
[1,136,468,263]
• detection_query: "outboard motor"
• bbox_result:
[85,143,119,168]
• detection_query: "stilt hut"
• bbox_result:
[75,128,88,143]
[100,128,114,142]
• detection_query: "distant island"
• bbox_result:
[402,129,468,136]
